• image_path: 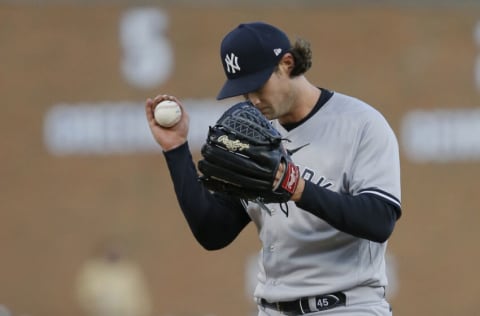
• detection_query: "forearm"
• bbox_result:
[296,181,400,243]
[163,142,251,250]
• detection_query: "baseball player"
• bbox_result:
[146,22,401,315]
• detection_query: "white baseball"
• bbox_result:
[154,100,182,127]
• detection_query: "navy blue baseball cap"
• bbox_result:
[216,22,291,100]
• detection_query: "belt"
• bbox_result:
[259,292,346,315]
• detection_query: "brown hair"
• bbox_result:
[289,37,312,77]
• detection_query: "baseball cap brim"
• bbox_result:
[216,66,275,100]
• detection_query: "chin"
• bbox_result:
[257,108,270,117]
[262,112,274,120]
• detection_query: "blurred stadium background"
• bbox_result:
[1,1,480,316]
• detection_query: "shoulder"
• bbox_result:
[323,92,391,128]
[327,92,381,117]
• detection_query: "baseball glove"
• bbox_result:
[197,101,300,204]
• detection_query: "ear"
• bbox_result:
[279,53,295,74]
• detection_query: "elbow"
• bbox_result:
[191,229,232,251]
[369,222,396,243]
[197,239,229,251]
[200,243,226,251]
[370,233,390,243]
[369,205,400,243]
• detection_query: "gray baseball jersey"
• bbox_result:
[246,91,401,302]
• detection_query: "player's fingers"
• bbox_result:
[153,94,173,104]
[153,95,163,103]
[145,98,155,122]
[153,94,182,107]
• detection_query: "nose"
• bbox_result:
[245,93,260,106]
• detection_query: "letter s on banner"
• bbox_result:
[120,8,173,89]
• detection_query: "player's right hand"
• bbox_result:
[145,94,190,151]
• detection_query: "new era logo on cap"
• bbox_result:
[217,22,291,100]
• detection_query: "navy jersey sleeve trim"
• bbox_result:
[163,142,251,250]
[296,181,399,243]
[358,187,402,218]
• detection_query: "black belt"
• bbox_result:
[259,292,346,315]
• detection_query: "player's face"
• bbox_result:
[244,67,295,123]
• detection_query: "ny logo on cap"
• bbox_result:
[225,53,241,74]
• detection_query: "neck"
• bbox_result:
[279,77,321,125]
